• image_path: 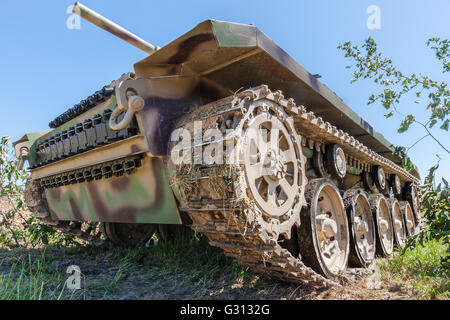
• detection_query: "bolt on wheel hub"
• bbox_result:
[316,214,338,239]
[263,150,285,181]
[354,216,369,238]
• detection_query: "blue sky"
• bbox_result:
[1,0,448,182]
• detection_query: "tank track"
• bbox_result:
[170,85,419,288]
[24,178,103,243]
[185,203,337,288]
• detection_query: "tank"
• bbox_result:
[14,2,422,287]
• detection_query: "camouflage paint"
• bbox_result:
[45,155,181,224]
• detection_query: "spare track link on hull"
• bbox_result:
[24,178,103,243]
[170,85,418,288]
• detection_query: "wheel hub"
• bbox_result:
[406,218,414,230]
[317,214,338,239]
[354,216,369,238]
[379,218,389,233]
[263,150,285,181]
[394,219,403,231]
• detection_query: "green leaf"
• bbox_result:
[385,110,395,118]
[398,115,415,133]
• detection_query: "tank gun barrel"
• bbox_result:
[72,2,159,54]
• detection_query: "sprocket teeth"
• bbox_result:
[273,90,284,102]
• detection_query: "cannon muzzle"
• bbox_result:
[72,2,159,54]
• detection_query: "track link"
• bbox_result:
[186,205,337,288]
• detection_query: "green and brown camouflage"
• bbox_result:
[15,4,420,224]
[43,156,180,224]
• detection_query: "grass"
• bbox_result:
[379,239,449,299]
[0,233,448,300]
[0,248,80,300]
[105,236,264,295]
[0,235,270,300]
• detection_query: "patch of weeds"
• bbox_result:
[379,239,449,299]
[0,250,79,300]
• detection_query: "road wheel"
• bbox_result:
[369,194,394,257]
[405,182,421,223]
[101,222,157,247]
[400,201,416,237]
[157,224,194,242]
[387,198,406,248]
[343,188,376,267]
[297,178,350,280]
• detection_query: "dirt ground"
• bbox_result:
[0,197,415,300]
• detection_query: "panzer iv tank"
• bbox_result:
[14,2,422,287]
